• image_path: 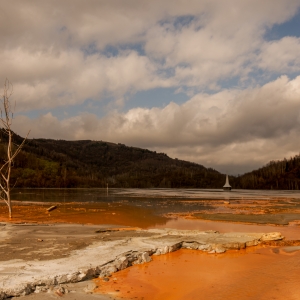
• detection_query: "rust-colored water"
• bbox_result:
[0,203,167,228]
[95,247,300,300]
[1,203,299,239]
[1,202,300,299]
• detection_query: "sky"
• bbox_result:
[1,0,300,175]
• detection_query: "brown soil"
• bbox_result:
[95,247,300,300]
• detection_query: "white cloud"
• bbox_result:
[0,0,299,110]
[2,49,172,111]
[144,0,300,87]
[1,0,300,174]
[258,37,300,73]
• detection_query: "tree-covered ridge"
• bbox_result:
[4,132,300,190]
[0,134,225,188]
[234,155,300,190]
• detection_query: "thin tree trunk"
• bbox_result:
[7,130,12,218]
[0,80,30,219]
[8,197,12,219]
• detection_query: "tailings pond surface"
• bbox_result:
[1,188,300,299]
[2,188,299,239]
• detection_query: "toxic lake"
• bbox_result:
[3,188,300,239]
[1,188,300,300]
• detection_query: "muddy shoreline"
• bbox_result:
[0,221,285,300]
[1,198,300,300]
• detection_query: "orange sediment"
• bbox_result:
[157,217,300,239]
[1,202,299,239]
[1,201,300,299]
[94,247,300,300]
[0,202,167,228]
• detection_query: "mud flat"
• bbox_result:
[193,212,300,225]
[0,222,284,299]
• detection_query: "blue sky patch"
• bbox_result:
[265,8,300,40]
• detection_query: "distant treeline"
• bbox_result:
[233,155,300,190]
[1,132,299,190]
[0,133,225,188]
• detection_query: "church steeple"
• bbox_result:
[223,174,231,191]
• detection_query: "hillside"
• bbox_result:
[233,155,300,190]
[0,134,225,188]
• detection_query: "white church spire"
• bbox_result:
[223,175,231,191]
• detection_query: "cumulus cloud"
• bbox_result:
[1,0,300,174]
[144,0,300,86]
[1,0,299,109]
[3,49,172,111]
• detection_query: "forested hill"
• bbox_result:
[233,154,300,190]
[0,134,225,188]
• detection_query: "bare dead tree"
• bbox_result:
[0,79,30,219]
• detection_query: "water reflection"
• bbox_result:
[12,188,300,202]
[11,188,215,216]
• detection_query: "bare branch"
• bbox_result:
[10,130,30,162]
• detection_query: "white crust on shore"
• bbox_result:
[0,223,283,299]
